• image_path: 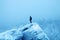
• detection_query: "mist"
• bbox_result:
[0,0,60,32]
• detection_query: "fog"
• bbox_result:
[0,0,60,32]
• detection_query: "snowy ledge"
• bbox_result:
[0,23,49,40]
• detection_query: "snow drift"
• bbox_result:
[0,23,49,40]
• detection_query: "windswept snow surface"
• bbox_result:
[0,23,49,40]
[0,29,23,40]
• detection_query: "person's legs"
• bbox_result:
[30,20,32,23]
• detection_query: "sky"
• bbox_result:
[0,0,60,32]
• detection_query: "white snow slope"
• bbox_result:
[0,23,49,40]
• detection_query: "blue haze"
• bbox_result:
[0,0,60,39]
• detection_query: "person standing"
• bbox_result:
[30,16,32,23]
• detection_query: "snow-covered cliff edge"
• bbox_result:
[0,23,49,40]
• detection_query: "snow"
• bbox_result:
[0,29,23,40]
[0,23,49,40]
[22,23,49,40]
[41,20,60,40]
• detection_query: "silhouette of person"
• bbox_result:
[30,16,32,23]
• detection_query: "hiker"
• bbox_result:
[30,16,32,23]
